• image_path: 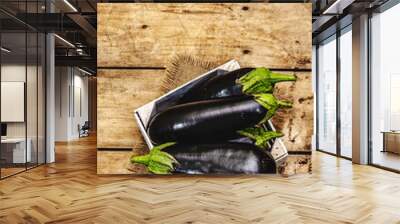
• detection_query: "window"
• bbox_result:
[317,35,337,154]
[339,27,352,158]
[0,1,47,179]
[316,25,353,158]
[370,3,400,171]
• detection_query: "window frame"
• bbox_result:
[367,0,400,173]
[315,24,353,161]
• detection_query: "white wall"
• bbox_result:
[54,67,89,141]
[1,82,25,122]
[1,64,39,139]
[1,64,26,81]
[1,63,46,164]
[72,73,89,138]
[1,65,25,132]
[55,66,70,141]
[1,65,26,139]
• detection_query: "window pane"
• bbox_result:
[38,32,45,165]
[26,0,40,169]
[27,31,38,169]
[371,3,400,171]
[318,36,337,154]
[340,28,352,158]
[1,29,28,177]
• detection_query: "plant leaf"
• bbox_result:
[130,142,178,174]
[148,161,172,174]
[237,67,296,95]
[253,93,293,124]
[238,127,283,149]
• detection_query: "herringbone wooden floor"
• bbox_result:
[1,136,400,224]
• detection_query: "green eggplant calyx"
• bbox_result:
[130,142,178,174]
[269,72,297,84]
[277,100,293,108]
[130,154,151,165]
[238,127,283,149]
[237,67,296,95]
[253,93,293,123]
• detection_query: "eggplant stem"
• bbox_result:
[270,72,297,84]
[237,67,296,95]
[277,100,293,108]
[238,127,283,149]
[130,154,150,165]
[130,142,178,174]
[253,93,293,124]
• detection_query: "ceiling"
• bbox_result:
[0,0,98,73]
[312,0,391,43]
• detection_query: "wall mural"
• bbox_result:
[97,3,312,175]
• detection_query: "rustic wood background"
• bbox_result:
[97,3,312,175]
[97,69,166,149]
[98,3,311,69]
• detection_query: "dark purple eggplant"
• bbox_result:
[130,142,276,174]
[179,67,296,103]
[147,93,291,145]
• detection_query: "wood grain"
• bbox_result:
[98,150,143,174]
[1,136,400,223]
[272,72,314,152]
[278,154,312,177]
[97,69,166,149]
[97,3,311,69]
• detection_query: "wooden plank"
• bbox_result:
[98,3,311,69]
[278,154,312,176]
[97,150,148,174]
[271,71,313,152]
[97,69,166,149]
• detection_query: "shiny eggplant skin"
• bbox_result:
[165,143,276,174]
[179,68,253,103]
[147,96,267,144]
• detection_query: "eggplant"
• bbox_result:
[147,93,291,145]
[179,67,296,103]
[130,142,277,174]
